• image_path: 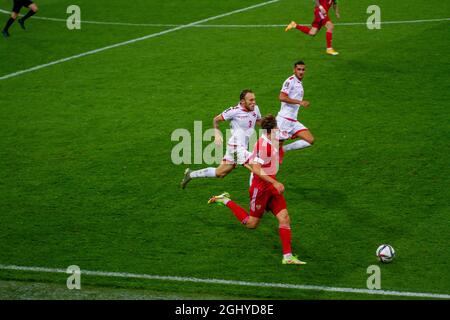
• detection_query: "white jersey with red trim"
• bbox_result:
[221,103,261,148]
[277,75,304,120]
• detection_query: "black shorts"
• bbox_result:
[12,0,34,13]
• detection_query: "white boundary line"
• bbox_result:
[1,8,449,27]
[0,9,179,27]
[0,264,449,299]
[0,0,280,81]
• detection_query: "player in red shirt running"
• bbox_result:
[285,0,340,56]
[208,115,306,265]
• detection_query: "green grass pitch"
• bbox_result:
[0,0,449,299]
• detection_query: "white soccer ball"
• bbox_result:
[376,244,395,263]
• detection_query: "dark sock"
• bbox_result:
[21,10,36,21]
[3,17,15,32]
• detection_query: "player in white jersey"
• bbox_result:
[276,61,315,152]
[181,89,262,189]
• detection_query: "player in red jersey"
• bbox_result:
[285,0,340,56]
[208,115,306,265]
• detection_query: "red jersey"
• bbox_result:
[316,0,337,13]
[249,134,284,190]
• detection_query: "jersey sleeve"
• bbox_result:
[221,106,238,121]
[255,105,262,120]
[280,78,291,95]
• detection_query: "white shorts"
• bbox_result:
[276,115,308,140]
[222,144,252,165]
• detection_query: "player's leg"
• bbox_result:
[275,209,292,257]
[297,25,318,36]
[208,192,250,225]
[245,216,260,229]
[2,10,19,37]
[180,162,235,189]
[18,2,38,29]
[271,198,306,265]
[211,183,267,226]
[188,162,234,181]
[214,162,235,178]
[325,21,339,55]
[282,122,314,152]
[285,21,318,36]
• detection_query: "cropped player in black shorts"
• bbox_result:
[2,0,39,38]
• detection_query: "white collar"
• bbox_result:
[293,75,302,84]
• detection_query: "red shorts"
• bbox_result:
[249,184,287,218]
[312,8,331,29]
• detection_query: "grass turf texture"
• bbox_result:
[0,0,449,299]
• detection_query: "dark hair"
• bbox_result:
[239,89,254,101]
[261,114,277,133]
[294,60,305,68]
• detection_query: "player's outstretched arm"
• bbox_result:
[213,114,225,145]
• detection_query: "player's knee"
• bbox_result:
[308,137,315,145]
[30,4,38,12]
[327,23,334,31]
[246,221,259,229]
[276,210,290,225]
[11,13,18,19]
[309,30,317,36]
[279,215,290,225]
[216,172,227,178]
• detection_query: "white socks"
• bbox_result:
[190,167,217,179]
[283,140,311,152]
[283,253,293,259]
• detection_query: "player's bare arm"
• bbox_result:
[244,163,285,194]
[213,114,225,145]
[334,2,340,19]
[279,92,310,107]
[316,0,326,15]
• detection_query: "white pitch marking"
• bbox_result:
[0,264,449,299]
[0,0,280,81]
[0,8,448,28]
[0,9,179,27]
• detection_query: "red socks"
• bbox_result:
[226,203,293,255]
[279,225,292,255]
[296,25,311,35]
[326,31,333,48]
[226,201,249,224]
[295,24,333,49]
[296,24,333,49]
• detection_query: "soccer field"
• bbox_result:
[0,0,449,300]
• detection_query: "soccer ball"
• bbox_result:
[376,244,395,263]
